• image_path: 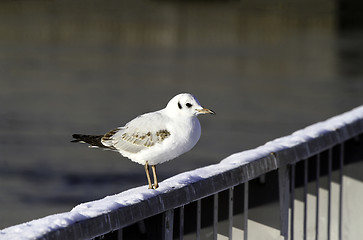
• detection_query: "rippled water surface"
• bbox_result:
[0,0,362,228]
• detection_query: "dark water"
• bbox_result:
[0,0,362,229]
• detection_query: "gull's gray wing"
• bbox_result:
[101,112,171,154]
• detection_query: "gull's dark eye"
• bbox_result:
[186,103,193,108]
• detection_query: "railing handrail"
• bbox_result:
[1,106,363,240]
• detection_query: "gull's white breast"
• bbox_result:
[133,115,201,165]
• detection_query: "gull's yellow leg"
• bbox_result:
[144,161,153,189]
[151,165,159,189]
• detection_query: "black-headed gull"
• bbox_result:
[72,93,215,189]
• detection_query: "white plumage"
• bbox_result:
[72,93,215,189]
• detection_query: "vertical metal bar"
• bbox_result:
[163,209,174,240]
[316,154,320,240]
[213,193,218,240]
[196,199,201,240]
[278,163,290,240]
[229,187,234,240]
[290,163,296,240]
[244,182,249,240]
[138,220,146,234]
[179,206,184,240]
[339,143,344,240]
[327,148,332,240]
[303,159,308,240]
[117,228,123,240]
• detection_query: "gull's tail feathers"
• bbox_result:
[71,134,115,150]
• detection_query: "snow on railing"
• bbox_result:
[1,106,363,240]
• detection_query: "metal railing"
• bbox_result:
[1,106,363,240]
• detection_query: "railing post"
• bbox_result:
[278,163,290,240]
[290,163,296,240]
[117,229,123,240]
[316,154,321,240]
[179,206,184,240]
[244,182,249,240]
[303,159,308,240]
[196,199,201,240]
[228,187,234,239]
[328,148,332,240]
[163,209,174,240]
[339,143,344,240]
[213,193,219,240]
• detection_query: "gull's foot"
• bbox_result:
[153,183,159,189]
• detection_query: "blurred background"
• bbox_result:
[0,0,362,229]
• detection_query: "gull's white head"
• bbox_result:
[165,93,215,117]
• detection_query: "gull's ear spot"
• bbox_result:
[178,102,182,109]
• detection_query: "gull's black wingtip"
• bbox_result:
[70,134,106,148]
[71,134,82,143]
